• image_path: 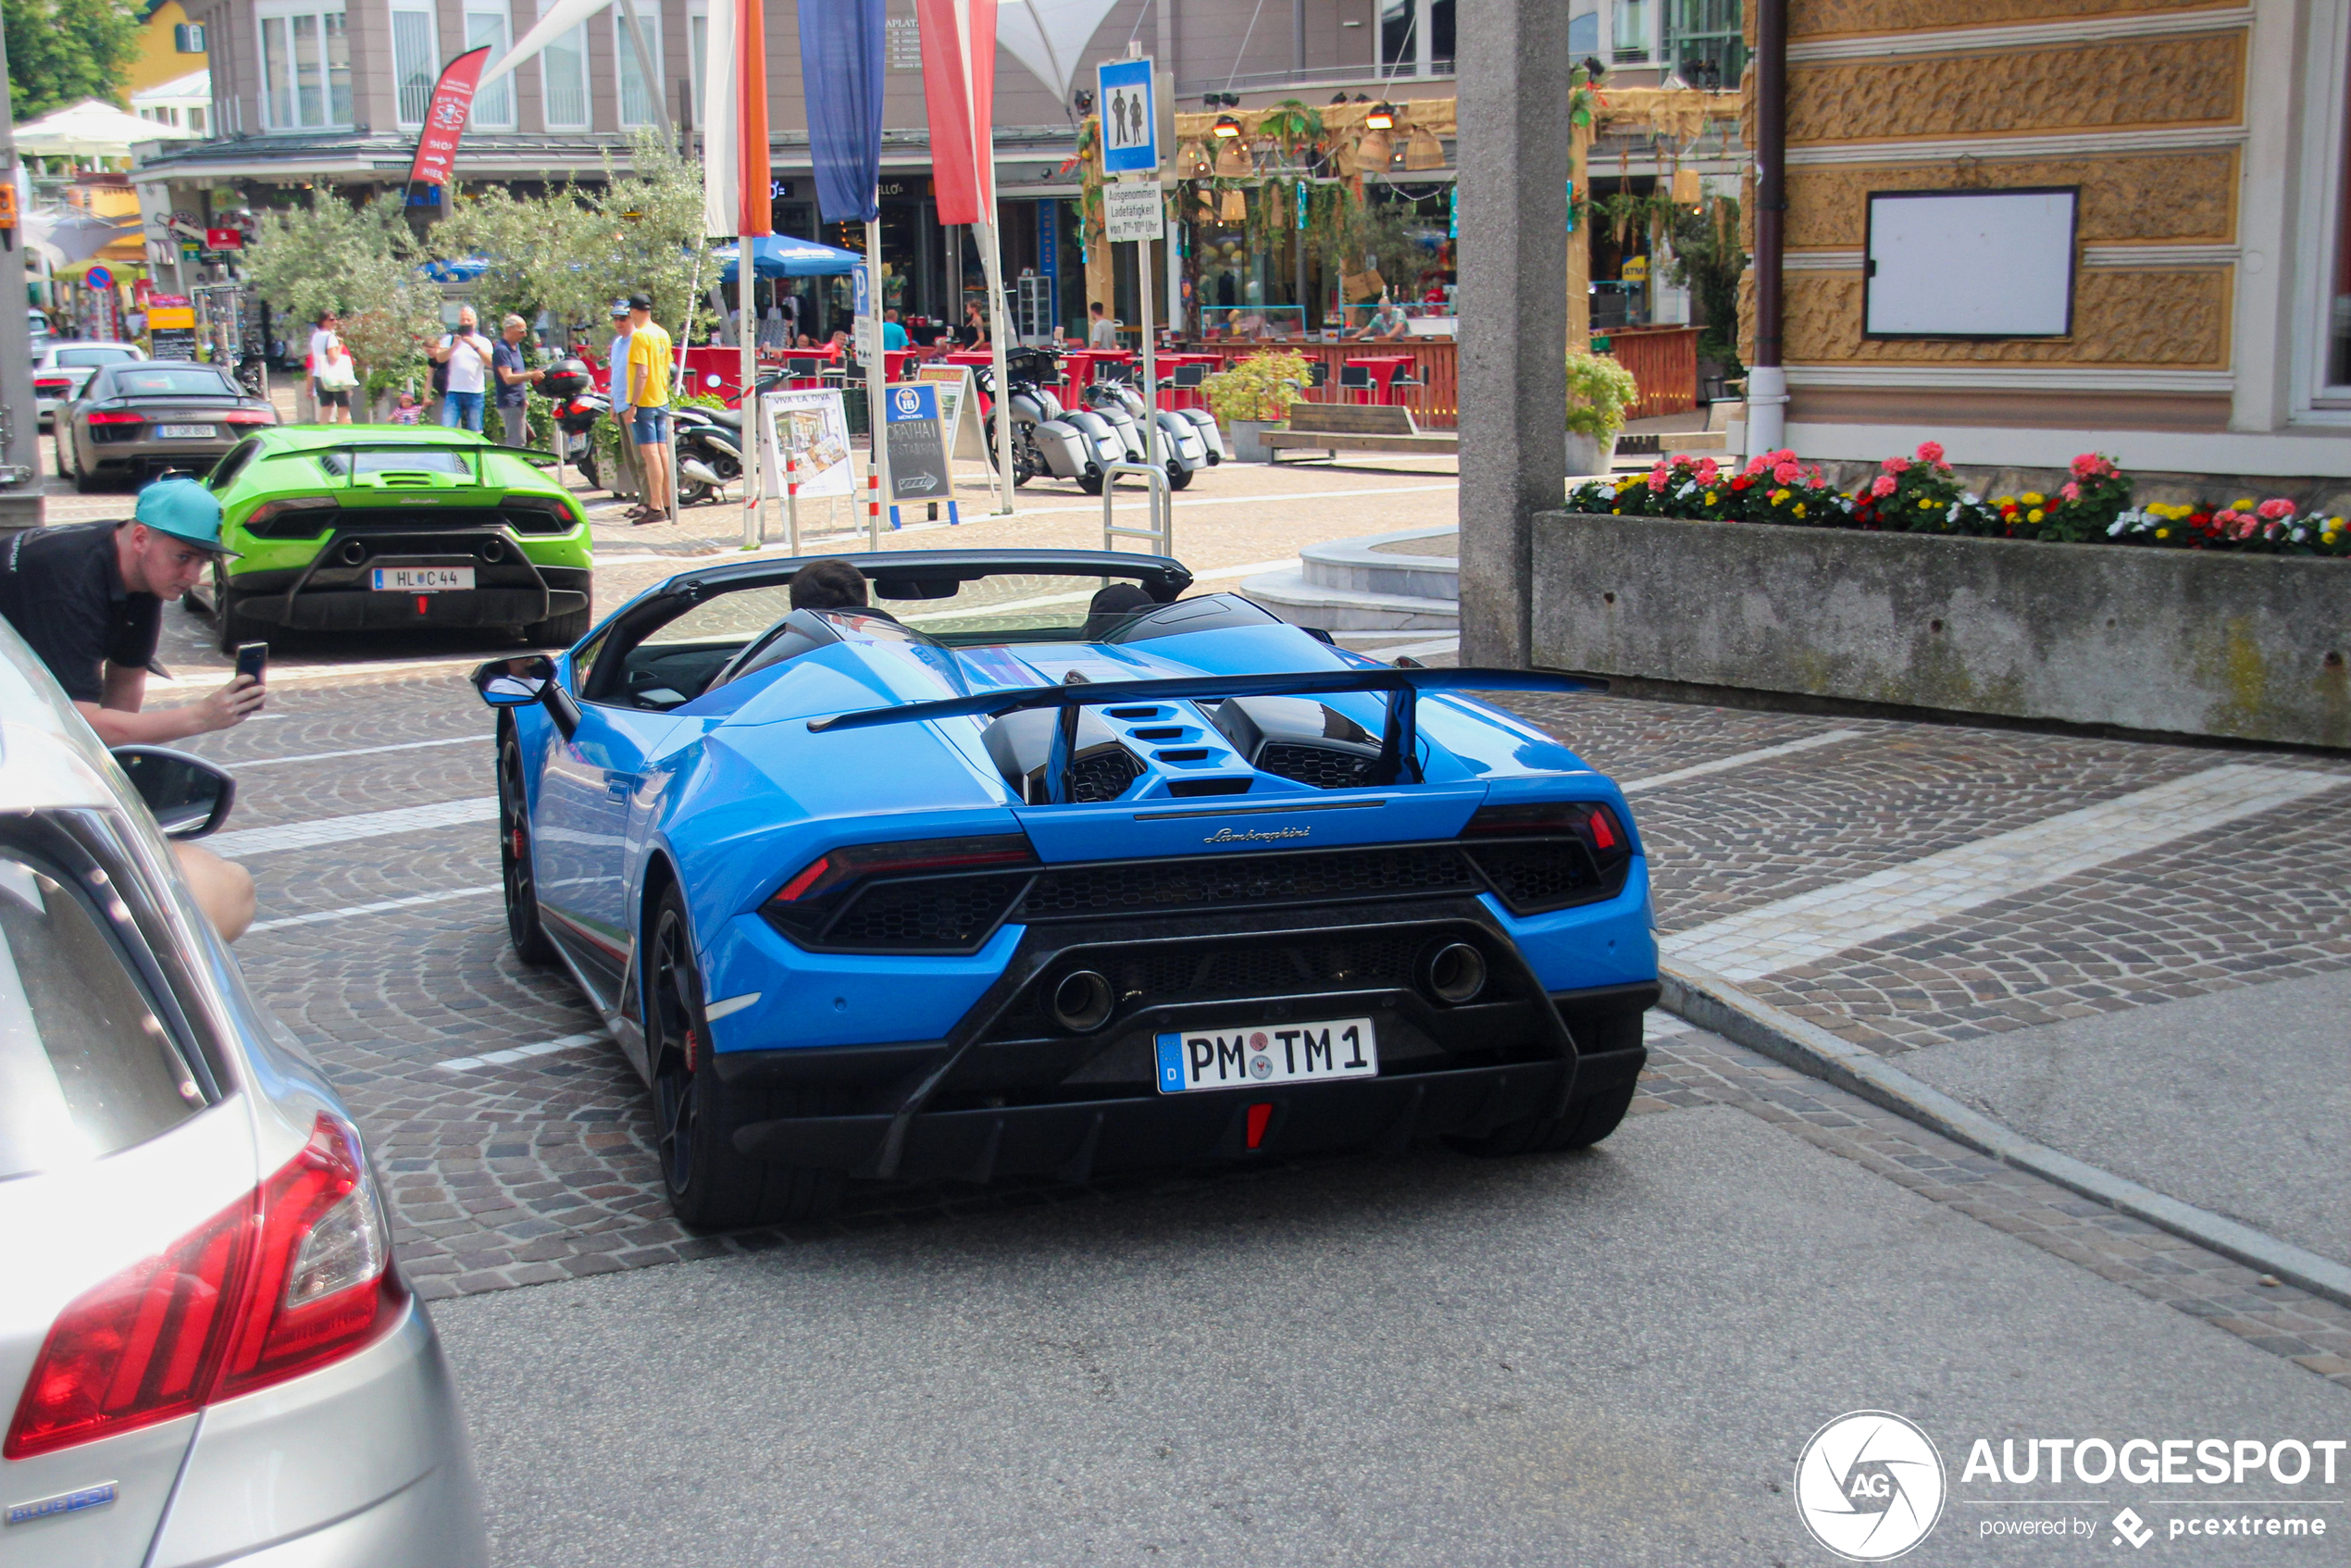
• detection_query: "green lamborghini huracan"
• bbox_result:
[196,425,593,653]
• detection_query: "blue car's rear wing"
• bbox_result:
[806,666,1606,799]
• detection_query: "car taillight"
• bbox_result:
[33,378,69,393]
[224,409,276,425]
[86,410,143,426]
[1462,800,1626,846]
[3,1114,404,1461]
[767,834,1037,907]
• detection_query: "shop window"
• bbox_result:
[1612,0,1650,64]
[1380,0,1453,75]
[391,5,436,126]
[467,7,514,127]
[258,5,351,130]
[616,1,665,129]
[1666,0,1743,91]
[541,6,591,130]
[2330,39,2351,391]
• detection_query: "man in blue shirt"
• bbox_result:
[492,314,544,446]
[880,308,909,353]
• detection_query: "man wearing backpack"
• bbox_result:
[431,305,496,432]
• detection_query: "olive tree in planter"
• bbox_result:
[1202,350,1312,462]
[1566,350,1640,476]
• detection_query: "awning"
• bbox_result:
[715,234,865,280]
[13,97,201,159]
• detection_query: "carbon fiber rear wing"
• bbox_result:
[806,667,1607,799]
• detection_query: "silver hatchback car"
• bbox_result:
[0,623,489,1566]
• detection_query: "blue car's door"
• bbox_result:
[535,703,680,995]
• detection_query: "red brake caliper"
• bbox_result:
[683,1027,699,1074]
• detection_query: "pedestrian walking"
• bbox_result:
[1088,300,1120,349]
[0,478,263,940]
[492,314,545,447]
[619,292,675,524]
[432,305,496,432]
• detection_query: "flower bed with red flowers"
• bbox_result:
[1567,445,2350,559]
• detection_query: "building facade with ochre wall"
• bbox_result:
[1745,0,2350,492]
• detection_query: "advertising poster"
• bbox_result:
[147,296,197,361]
[882,382,951,503]
[759,388,855,499]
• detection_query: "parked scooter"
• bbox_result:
[974,346,1128,493]
[543,359,609,487]
[670,400,743,506]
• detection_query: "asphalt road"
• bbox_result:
[434,1054,2351,1568]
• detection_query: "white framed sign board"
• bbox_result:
[760,388,856,499]
[914,363,990,460]
[1104,181,1165,244]
[1863,187,2078,339]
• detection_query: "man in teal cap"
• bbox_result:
[0,478,265,936]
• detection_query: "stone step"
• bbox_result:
[1296,525,1459,601]
[1238,568,1460,632]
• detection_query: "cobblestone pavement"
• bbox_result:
[83,454,2348,1336]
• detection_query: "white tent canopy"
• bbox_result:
[13,97,201,159]
[996,0,1120,106]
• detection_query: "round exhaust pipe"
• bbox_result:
[339,539,367,564]
[480,538,506,564]
[1421,941,1487,1006]
[1049,969,1115,1033]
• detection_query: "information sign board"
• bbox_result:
[883,383,952,503]
[1095,57,1158,175]
[1104,181,1164,244]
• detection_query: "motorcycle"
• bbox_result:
[670,400,744,506]
[974,346,1128,494]
[1080,373,1212,492]
[543,359,608,488]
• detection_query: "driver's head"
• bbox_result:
[789,558,869,611]
[1082,582,1156,638]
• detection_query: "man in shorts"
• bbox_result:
[619,292,675,523]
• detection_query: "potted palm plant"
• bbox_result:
[1566,350,1640,476]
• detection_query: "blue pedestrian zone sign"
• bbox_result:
[1097,57,1158,175]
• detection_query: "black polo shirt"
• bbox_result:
[0,522,162,704]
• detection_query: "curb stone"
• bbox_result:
[1658,961,2351,1312]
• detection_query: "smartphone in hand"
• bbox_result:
[234,642,268,687]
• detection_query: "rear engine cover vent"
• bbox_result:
[1213,697,1383,789]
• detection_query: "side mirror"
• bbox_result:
[471,653,579,739]
[112,746,237,839]
[474,653,554,706]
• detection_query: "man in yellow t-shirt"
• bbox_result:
[620,293,676,522]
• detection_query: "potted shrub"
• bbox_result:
[1202,350,1312,461]
[1566,350,1640,476]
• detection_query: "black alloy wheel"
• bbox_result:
[647,885,842,1230]
[497,728,557,965]
[1009,418,1045,488]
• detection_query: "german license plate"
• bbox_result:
[371,566,475,591]
[1154,1016,1378,1094]
[157,424,218,440]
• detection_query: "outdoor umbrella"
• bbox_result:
[13,97,200,161]
[714,234,865,281]
[23,207,142,266]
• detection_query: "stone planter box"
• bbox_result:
[1225,418,1274,463]
[1530,513,2350,747]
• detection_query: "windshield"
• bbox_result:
[877,572,1174,643]
[107,366,238,398]
[316,446,478,479]
[56,346,139,368]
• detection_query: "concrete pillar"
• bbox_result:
[1456,0,1569,669]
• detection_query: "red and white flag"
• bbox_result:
[915,0,998,224]
[406,46,492,189]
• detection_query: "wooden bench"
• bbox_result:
[1262,401,1460,462]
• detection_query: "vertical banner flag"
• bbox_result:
[914,0,998,224]
[737,0,773,235]
[701,0,738,236]
[405,46,492,190]
[799,0,887,222]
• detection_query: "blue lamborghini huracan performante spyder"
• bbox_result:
[475,550,1661,1228]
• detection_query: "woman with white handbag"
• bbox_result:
[308,310,359,424]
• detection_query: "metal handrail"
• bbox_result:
[1101,461,1172,555]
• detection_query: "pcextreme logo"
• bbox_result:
[1796,1412,1947,1562]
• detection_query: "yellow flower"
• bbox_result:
[1918,497,1934,509]
[2027,508,2045,523]
[1793,503,1807,517]
[1992,495,2013,507]
[2156,528,2171,539]
[1771,489,1788,504]
[2233,497,2256,511]
[1704,491,1717,504]
[2324,531,2341,546]
[2021,492,2045,505]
